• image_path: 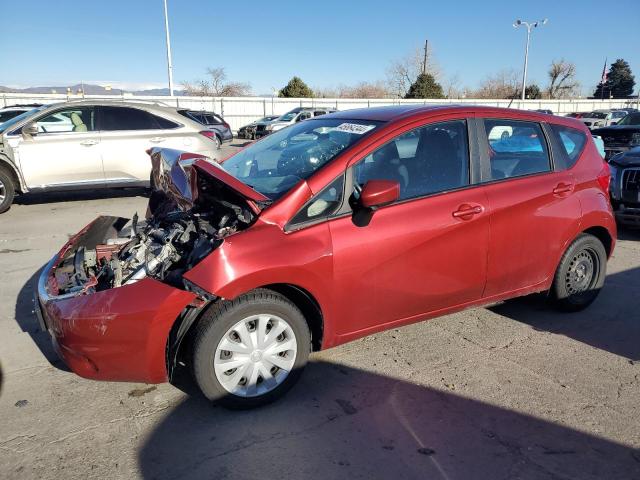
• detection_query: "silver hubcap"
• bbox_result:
[214,314,297,397]
[0,178,5,203]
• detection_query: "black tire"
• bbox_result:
[550,233,607,312]
[192,289,311,409]
[0,166,16,214]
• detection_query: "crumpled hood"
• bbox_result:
[148,147,269,216]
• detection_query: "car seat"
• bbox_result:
[70,112,87,132]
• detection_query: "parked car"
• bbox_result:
[0,100,219,213]
[176,109,232,148]
[565,112,589,119]
[591,112,640,160]
[255,107,337,138]
[0,104,42,125]
[534,109,553,115]
[237,115,279,140]
[608,146,640,227]
[36,105,615,409]
[580,110,627,129]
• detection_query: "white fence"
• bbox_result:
[2,92,639,133]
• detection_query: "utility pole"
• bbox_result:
[163,0,175,97]
[513,19,547,101]
[422,39,428,75]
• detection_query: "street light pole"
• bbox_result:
[513,19,547,101]
[163,0,174,97]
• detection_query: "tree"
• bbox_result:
[182,67,251,97]
[594,59,636,99]
[525,84,542,99]
[278,77,313,98]
[473,69,520,99]
[404,73,444,99]
[386,45,441,98]
[547,59,579,99]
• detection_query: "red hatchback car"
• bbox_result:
[36,105,615,408]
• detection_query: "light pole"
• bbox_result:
[513,18,547,101]
[163,0,174,97]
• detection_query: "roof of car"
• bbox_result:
[319,104,563,123]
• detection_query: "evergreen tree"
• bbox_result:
[404,73,444,99]
[278,77,314,98]
[593,59,636,98]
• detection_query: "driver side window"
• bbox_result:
[353,120,470,201]
[35,107,96,134]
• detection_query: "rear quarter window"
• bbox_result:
[549,124,587,169]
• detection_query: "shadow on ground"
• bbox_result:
[139,360,639,480]
[491,266,640,361]
[15,187,149,206]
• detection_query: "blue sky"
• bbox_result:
[2,0,638,95]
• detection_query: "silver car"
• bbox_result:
[0,100,219,213]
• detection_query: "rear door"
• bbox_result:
[97,106,186,183]
[16,106,104,188]
[478,118,581,298]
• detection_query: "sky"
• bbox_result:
[2,0,639,96]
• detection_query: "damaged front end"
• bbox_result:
[37,148,269,383]
[53,148,263,296]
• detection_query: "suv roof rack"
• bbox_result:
[62,98,171,107]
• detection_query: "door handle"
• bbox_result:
[80,139,99,146]
[150,137,166,143]
[553,183,574,195]
[452,204,484,219]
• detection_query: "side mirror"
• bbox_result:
[22,123,38,137]
[360,180,400,209]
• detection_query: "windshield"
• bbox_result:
[618,113,640,126]
[0,106,46,134]
[222,118,382,200]
[277,112,298,122]
[588,112,607,119]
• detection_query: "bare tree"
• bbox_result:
[473,69,520,99]
[182,67,252,97]
[547,59,579,99]
[443,73,462,99]
[386,45,441,98]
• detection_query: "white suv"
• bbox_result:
[0,100,219,213]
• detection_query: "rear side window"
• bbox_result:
[483,119,551,180]
[100,106,178,131]
[549,124,587,169]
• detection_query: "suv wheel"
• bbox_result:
[0,167,16,214]
[192,289,311,409]
[550,233,607,312]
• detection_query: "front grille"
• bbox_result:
[621,168,640,204]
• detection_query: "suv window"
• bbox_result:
[297,112,312,122]
[290,175,345,226]
[314,111,327,117]
[100,106,178,131]
[35,107,96,133]
[483,119,550,180]
[353,120,470,201]
[550,124,586,169]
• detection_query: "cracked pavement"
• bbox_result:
[1,143,639,479]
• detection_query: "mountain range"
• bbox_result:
[0,83,186,96]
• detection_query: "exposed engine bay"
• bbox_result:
[52,148,262,296]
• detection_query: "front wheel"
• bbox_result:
[192,289,311,409]
[0,167,16,214]
[550,233,607,312]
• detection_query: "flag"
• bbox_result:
[600,58,608,84]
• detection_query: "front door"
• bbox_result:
[328,118,490,336]
[17,106,103,188]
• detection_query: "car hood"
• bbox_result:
[592,125,640,134]
[148,147,269,216]
[610,147,640,167]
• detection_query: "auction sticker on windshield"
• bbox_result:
[335,123,376,134]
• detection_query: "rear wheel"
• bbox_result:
[192,289,311,409]
[550,233,607,312]
[213,134,221,149]
[0,167,16,214]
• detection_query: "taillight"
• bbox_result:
[223,122,230,129]
[199,130,215,140]
[597,162,611,192]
